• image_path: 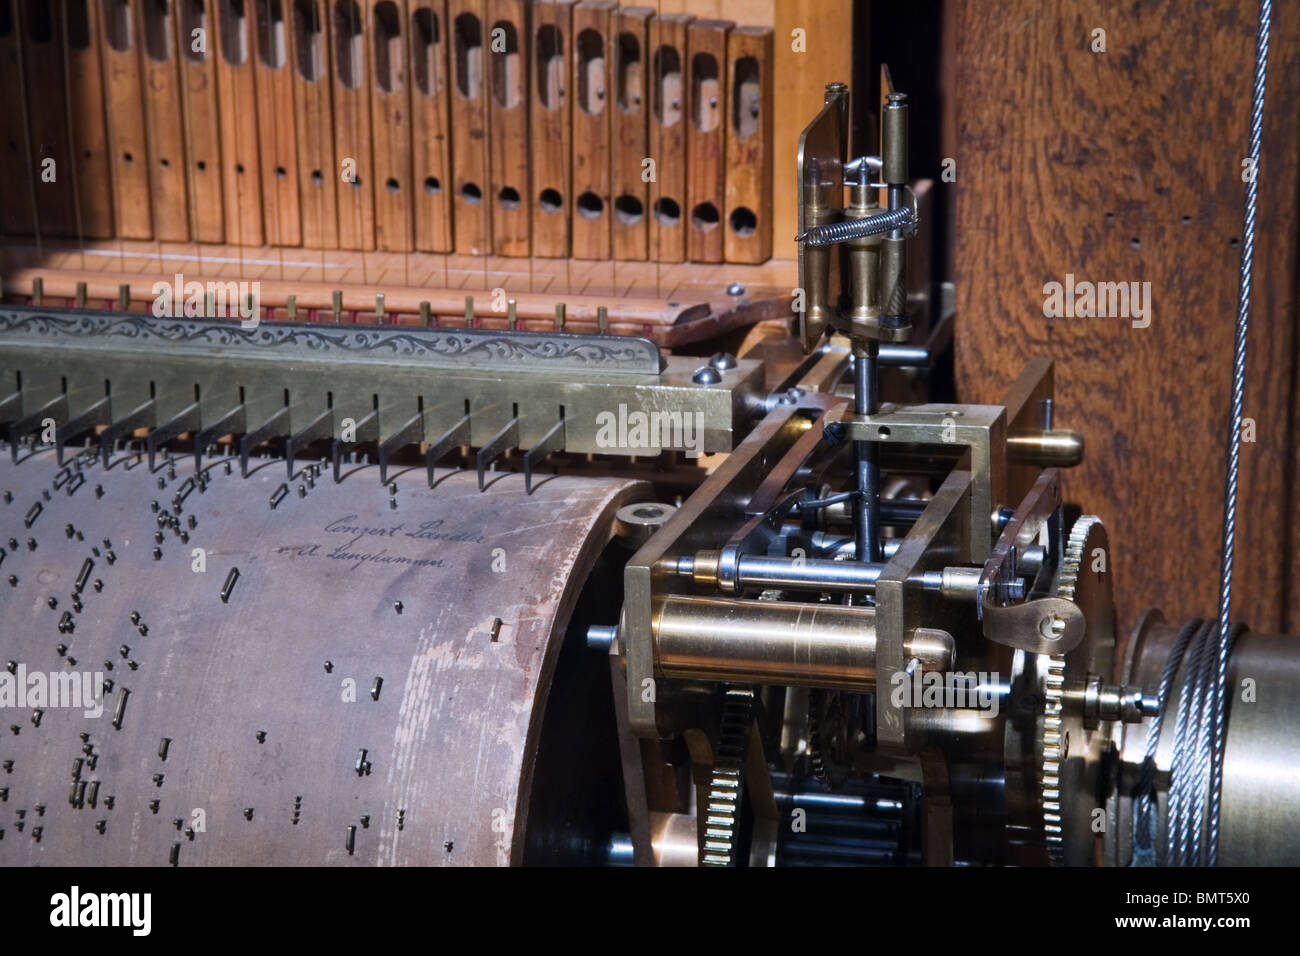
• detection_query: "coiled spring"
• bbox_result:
[796,206,915,247]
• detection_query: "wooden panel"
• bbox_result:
[654,0,772,25]
[0,20,24,229]
[569,1,614,260]
[610,5,650,260]
[528,0,572,257]
[330,0,375,250]
[290,0,339,248]
[723,25,771,263]
[0,246,797,346]
[213,0,264,245]
[136,0,190,241]
[684,17,729,263]
[253,0,303,246]
[368,0,413,251]
[65,0,116,239]
[947,0,1300,637]
[447,0,488,254]
[771,0,852,258]
[486,0,530,256]
[409,0,451,252]
[0,1,33,235]
[99,0,154,239]
[647,12,689,263]
[176,0,225,243]
[20,0,78,236]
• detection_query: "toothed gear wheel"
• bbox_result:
[1040,637,1068,861]
[808,689,867,791]
[1038,514,1115,866]
[700,687,756,867]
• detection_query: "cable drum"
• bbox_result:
[1110,612,1300,867]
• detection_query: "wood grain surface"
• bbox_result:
[946,1,1300,638]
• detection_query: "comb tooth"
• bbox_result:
[378,411,425,486]
[524,419,565,495]
[194,404,247,477]
[476,416,519,492]
[100,398,157,468]
[240,406,293,478]
[285,408,334,479]
[56,397,111,467]
[149,401,202,473]
[425,413,472,488]
[331,410,380,484]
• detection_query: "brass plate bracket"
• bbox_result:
[624,397,835,738]
[979,469,1085,656]
[828,402,1006,562]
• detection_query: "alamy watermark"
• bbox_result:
[1042,273,1151,328]
[50,886,151,936]
[594,404,705,458]
[889,668,1001,717]
[151,273,262,329]
[0,665,104,717]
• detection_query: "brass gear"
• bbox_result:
[1038,515,1116,865]
[700,687,756,866]
[807,689,863,791]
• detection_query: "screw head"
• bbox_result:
[708,351,737,371]
[692,366,722,386]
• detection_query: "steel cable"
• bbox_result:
[1208,0,1271,867]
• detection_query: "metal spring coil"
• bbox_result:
[797,206,915,247]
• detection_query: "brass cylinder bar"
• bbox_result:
[652,595,955,690]
[654,594,879,689]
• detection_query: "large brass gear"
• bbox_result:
[1039,515,1117,865]
[700,687,757,866]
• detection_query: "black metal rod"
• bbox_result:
[853,343,880,563]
